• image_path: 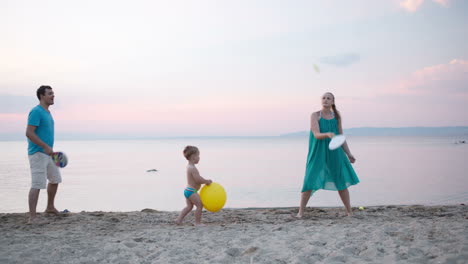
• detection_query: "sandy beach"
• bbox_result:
[1,205,467,264]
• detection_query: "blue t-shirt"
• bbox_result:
[27,105,54,155]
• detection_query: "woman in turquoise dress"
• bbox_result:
[296,92,359,218]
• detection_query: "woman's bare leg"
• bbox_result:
[296,190,312,218]
[338,188,352,216]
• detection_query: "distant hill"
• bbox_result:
[280,126,468,137]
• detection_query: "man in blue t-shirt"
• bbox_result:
[26,85,63,224]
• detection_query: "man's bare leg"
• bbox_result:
[45,183,59,214]
[28,188,40,223]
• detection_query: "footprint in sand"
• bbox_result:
[123,242,138,248]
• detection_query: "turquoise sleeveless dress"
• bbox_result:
[301,112,360,193]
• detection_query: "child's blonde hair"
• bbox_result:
[183,145,199,160]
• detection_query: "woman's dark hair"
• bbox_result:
[36,85,52,100]
[327,92,341,123]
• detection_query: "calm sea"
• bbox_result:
[1,136,467,213]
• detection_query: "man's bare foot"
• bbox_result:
[195,223,206,227]
[175,220,182,225]
[45,208,60,215]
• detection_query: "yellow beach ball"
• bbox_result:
[200,182,227,212]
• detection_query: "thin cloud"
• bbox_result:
[387,59,468,95]
[399,0,451,12]
[318,53,360,67]
[337,59,468,127]
[432,0,450,7]
[400,0,424,12]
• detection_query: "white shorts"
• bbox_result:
[28,152,62,189]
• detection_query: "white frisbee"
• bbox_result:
[329,135,346,150]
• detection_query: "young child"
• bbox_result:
[175,145,212,226]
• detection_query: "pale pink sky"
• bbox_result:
[1,0,467,137]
